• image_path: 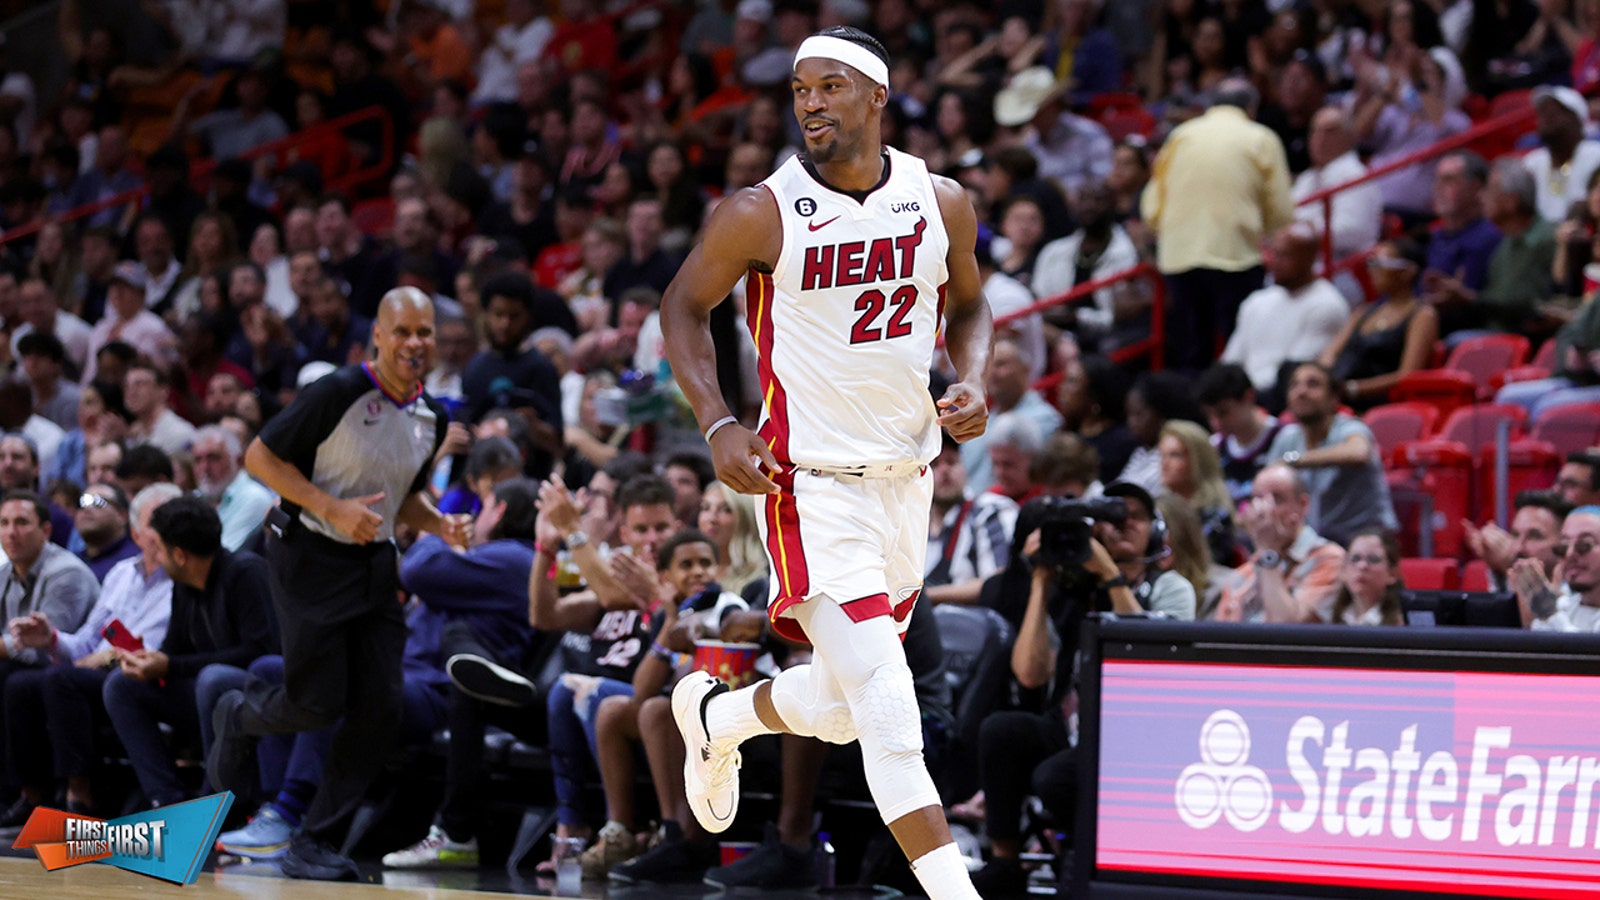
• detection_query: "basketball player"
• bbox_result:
[658,26,991,900]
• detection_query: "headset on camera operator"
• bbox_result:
[1011,481,1195,693]
[968,482,1194,895]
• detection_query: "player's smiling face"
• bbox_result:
[792,58,882,163]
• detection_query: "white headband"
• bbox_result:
[794,35,889,88]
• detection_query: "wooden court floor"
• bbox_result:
[0,855,568,899]
[0,854,871,898]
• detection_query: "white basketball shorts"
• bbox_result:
[756,463,933,643]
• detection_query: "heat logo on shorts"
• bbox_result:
[11,792,234,884]
[1174,710,1273,832]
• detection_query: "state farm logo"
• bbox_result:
[1175,710,1273,832]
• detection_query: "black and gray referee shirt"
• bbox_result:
[257,362,448,545]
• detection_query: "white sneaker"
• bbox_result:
[672,672,741,834]
[381,824,480,869]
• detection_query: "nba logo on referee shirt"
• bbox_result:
[1174,710,1272,832]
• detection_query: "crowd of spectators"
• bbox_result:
[0,0,1597,895]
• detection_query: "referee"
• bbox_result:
[209,287,471,881]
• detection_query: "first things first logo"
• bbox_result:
[11,792,233,884]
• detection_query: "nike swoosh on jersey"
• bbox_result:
[807,216,841,232]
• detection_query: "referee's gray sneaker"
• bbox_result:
[446,654,537,708]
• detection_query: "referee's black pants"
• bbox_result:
[239,530,406,842]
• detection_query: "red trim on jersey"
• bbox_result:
[746,270,793,465]
[839,593,892,623]
[893,588,921,623]
[361,361,424,407]
[763,467,811,644]
[935,282,948,331]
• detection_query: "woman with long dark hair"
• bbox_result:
[1327,529,1406,626]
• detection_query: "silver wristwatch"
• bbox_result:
[1256,549,1286,571]
[566,530,590,550]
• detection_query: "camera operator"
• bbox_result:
[971,482,1194,896]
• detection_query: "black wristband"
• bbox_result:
[1097,574,1130,590]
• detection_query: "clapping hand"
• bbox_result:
[610,550,662,609]
[1508,557,1559,622]
[1463,520,1516,574]
[1241,495,1295,555]
[537,478,583,537]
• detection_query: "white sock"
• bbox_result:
[909,843,980,900]
[705,685,776,750]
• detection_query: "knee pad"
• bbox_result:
[853,662,923,755]
[770,666,858,745]
[853,662,940,823]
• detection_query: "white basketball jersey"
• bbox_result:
[751,147,950,469]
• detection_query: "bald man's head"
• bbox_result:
[371,287,436,388]
[378,286,434,324]
[1309,106,1353,168]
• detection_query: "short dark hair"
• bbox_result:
[1564,451,1600,490]
[16,331,65,364]
[133,212,170,239]
[1132,371,1205,425]
[464,435,523,481]
[1515,489,1575,521]
[230,261,266,286]
[656,527,720,571]
[1197,363,1255,406]
[1443,149,1490,187]
[149,495,222,557]
[127,358,169,387]
[82,225,118,246]
[0,489,49,526]
[0,430,39,468]
[318,192,353,216]
[616,474,675,515]
[490,477,541,543]
[811,25,890,70]
[115,444,175,483]
[1081,355,1128,423]
[479,270,537,313]
[97,341,138,367]
[665,452,716,492]
[602,451,654,485]
[1290,359,1337,387]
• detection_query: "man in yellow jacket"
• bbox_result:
[1143,78,1294,372]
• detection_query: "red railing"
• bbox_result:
[0,105,394,248]
[985,262,1168,391]
[1295,105,1538,274]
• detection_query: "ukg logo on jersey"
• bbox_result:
[1174,710,1600,849]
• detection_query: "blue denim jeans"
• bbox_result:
[102,672,199,807]
[546,676,633,827]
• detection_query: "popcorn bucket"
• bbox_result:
[694,640,761,689]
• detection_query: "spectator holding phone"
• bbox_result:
[0,483,179,825]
